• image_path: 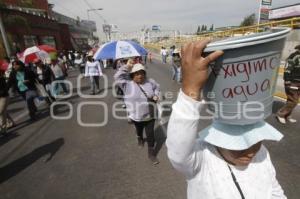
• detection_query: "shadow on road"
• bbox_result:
[154,122,168,157]
[0,132,20,148]
[0,138,65,184]
[7,107,69,136]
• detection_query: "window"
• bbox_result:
[24,35,38,48]
[40,36,56,48]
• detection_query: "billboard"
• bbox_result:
[81,20,97,32]
[110,24,119,33]
[102,24,119,33]
[152,25,161,31]
[259,0,272,23]
[269,4,300,19]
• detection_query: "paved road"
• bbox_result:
[0,59,299,199]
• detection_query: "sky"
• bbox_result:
[48,0,299,36]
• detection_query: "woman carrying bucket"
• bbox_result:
[166,40,286,198]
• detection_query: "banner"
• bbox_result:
[262,0,272,6]
[259,0,272,24]
[269,4,300,19]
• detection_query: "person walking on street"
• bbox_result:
[169,45,175,64]
[0,69,9,135]
[166,40,286,198]
[160,47,168,64]
[148,52,153,63]
[7,61,38,120]
[49,58,69,97]
[114,62,160,165]
[85,51,103,95]
[276,45,300,124]
[171,48,182,83]
[34,59,55,103]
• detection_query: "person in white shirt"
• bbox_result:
[160,47,168,64]
[85,51,103,95]
[166,39,287,199]
[48,58,69,96]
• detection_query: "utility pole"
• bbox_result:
[0,13,11,57]
[87,8,103,42]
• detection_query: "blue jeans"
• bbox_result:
[90,76,100,93]
[52,76,69,96]
[162,55,167,63]
[20,90,38,119]
[172,66,181,82]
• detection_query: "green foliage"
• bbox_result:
[20,0,33,8]
[240,13,256,27]
[0,0,6,9]
[196,25,201,35]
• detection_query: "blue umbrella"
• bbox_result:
[93,40,148,60]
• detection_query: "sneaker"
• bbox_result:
[148,147,159,165]
[137,137,144,147]
[287,117,297,123]
[276,116,286,124]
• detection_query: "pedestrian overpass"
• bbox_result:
[144,17,300,55]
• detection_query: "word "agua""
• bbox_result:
[211,55,279,102]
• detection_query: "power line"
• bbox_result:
[81,0,107,23]
[49,0,79,18]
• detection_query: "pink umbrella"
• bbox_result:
[20,46,50,64]
[0,60,9,71]
[38,45,57,53]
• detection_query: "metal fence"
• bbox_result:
[145,17,300,51]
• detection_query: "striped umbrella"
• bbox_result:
[93,40,148,60]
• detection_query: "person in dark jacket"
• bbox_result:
[34,59,55,103]
[7,61,38,120]
[0,69,9,134]
[276,45,300,124]
[171,49,182,83]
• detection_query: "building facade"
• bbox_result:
[0,0,97,59]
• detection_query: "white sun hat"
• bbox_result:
[87,51,94,57]
[130,63,146,74]
[198,121,283,150]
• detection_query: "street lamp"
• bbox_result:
[87,8,103,21]
[86,8,103,41]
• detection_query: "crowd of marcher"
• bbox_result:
[1,38,299,198]
[0,50,72,135]
[160,45,182,83]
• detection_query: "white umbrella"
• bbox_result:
[20,46,50,64]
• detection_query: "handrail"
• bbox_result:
[145,17,300,51]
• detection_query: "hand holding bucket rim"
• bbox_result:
[181,39,224,101]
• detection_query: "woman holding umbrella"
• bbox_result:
[85,51,103,95]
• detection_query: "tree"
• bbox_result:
[196,25,201,35]
[0,0,6,9]
[240,13,256,27]
[210,24,214,31]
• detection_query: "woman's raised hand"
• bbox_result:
[181,39,223,101]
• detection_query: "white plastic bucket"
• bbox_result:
[203,27,291,125]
